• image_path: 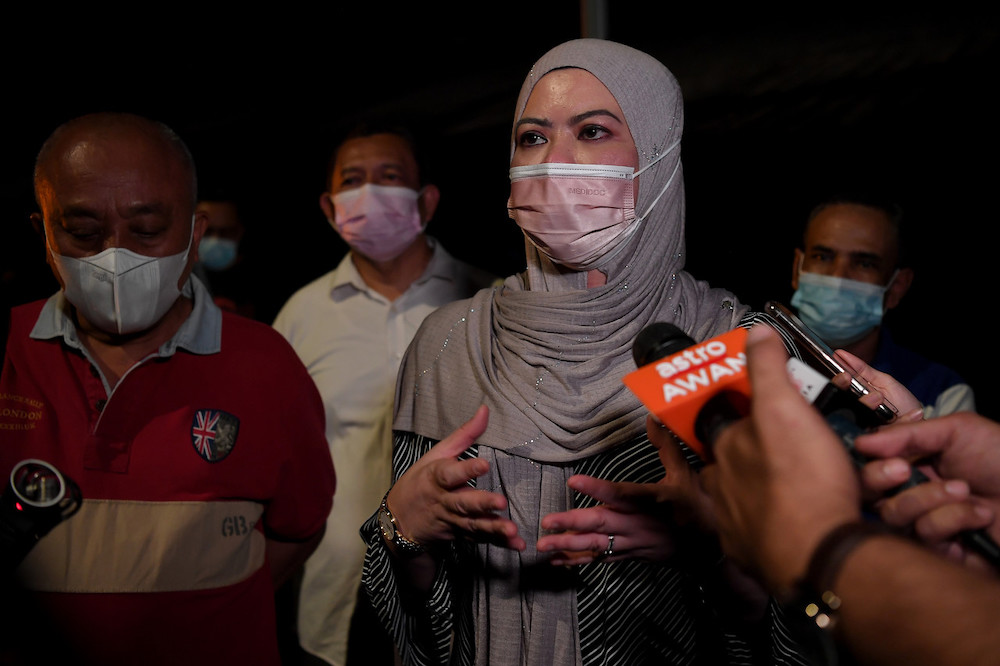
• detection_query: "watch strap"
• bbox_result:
[380,492,425,555]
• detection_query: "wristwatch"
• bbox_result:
[378,491,425,555]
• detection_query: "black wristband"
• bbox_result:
[795,521,890,630]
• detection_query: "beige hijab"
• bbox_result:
[393,39,747,665]
[395,38,745,456]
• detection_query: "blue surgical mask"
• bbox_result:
[199,237,239,271]
[791,270,895,348]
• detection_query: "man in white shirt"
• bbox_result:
[272,123,496,666]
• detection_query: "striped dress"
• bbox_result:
[360,430,816,666]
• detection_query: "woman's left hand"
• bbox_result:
[536,417,711,566]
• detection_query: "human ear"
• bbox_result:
[417,184,441,225]
[32,212,61,285]
[884,267,914,311]
[318,192,335,221]
[29,211,44,236]
[191,209,208,261]
[790,248,804,290]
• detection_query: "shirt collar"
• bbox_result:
[420,236,460,283]
[30,274,222,357]
[327,236,456,298]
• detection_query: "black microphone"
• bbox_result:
[632,322,698,367]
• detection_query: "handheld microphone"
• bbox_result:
[624,323,749,461]
[623,321,1000,569]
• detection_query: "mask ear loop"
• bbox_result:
[796,252,807,280]
[633,139,682,224]
[185,213,196,251]
[415,186,431,233]
[583,140,684,270]
[176,213,196,268]
[879,269,900,313]
[883,269,899,290]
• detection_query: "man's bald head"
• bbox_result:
[34,112,198,212]
[32,112,208,339]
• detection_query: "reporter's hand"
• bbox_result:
[855,413,1000,571]
[536,429,703,565]
[386,405,526,554]
[701,326,862,594]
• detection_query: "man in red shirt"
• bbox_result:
[0,112,335,665]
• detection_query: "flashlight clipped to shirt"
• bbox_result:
[1,459,82,572]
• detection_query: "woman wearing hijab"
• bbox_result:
[360,39,807,665]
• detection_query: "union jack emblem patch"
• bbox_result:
[191,409,240,462]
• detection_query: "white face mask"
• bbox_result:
[330,184,424,262]
[507,141,679,270]
[50,219,194,335]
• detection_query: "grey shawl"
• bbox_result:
[393,39,747,665]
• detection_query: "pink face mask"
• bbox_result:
[508,163,637,270]
[507,145,678,271]
[330,184,424,262]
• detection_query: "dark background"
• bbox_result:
[2,5,997,418]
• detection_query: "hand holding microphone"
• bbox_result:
[623,317,1000,570]
[652,325,864,593]
[625,322,751,462]
[684,328,1000,666]
[623,320,888,463]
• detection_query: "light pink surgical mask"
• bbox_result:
[507,145,678,270]
[330,184,424,262]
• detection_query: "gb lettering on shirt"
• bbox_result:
[221,513,257,537]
